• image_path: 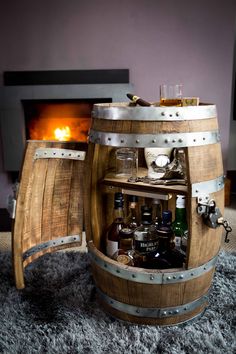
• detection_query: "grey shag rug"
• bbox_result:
[0,250,235,354]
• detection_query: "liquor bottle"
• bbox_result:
[133,205,159,267]
[161,210,172,228]
[140,205,153,226]
[152,198,162,228]
[156,210,174,255]
[146,209,185,269]
[119,227,134,252]
[126,195,139,229]
[144,218,174,269]
[172,195,188,250]
[106,192,125,258]
[126,93,151,107]
[113,228,135,266]
[133,225,159,268]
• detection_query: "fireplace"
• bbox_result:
[23,98,111,142]
[0,69,133,171]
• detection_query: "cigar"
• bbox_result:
[127,93,151,106]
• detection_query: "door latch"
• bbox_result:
[197,195,232,243]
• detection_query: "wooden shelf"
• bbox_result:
[102,168,188,196]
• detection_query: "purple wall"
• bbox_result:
[0,0,235,208]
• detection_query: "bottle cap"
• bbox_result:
[176,195,186,208]
[119,228,134,237]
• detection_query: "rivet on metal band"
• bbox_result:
[88,130,220,148]
[88,242,218,284]
[23,235,81,261]
[96,287,208,318]
[92,104,217,121]
[34,148,86,161]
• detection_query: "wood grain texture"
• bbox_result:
[13,141,87,289]
[186,144,223,184]
[91,117,218,134]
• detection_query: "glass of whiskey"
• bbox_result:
[160,84,183,106]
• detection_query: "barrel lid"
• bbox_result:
[92,102,217,122]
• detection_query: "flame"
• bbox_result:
[28,117,90,141]
[54,126,71,141]
[26,102,92,141]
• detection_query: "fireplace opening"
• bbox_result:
[22,98,112,142]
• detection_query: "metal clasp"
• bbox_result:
[197,195,232,243]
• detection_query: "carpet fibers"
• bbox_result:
[0,250,235,354]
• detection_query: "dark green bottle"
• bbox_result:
[172,195,188,250]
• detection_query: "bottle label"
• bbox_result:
[134,239,159,254]
[106,240,119,258]
[174,236,181,248]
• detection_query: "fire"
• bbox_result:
[54,126,71,141]
[28,117,90,141]
[26,102,92,142]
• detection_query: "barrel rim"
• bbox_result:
[92,102,217,121]
[88,241,218,284]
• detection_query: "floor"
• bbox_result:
[1,197,235,253]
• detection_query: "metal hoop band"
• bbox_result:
[88,129,220,148]
[192,175,224,196]
[23,235,81,261]
[97,287,208,318]
[34,148,86,161]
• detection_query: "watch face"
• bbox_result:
[154,154,170,167]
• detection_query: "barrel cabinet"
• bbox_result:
[84,102,224,325]
[12,102,224,326]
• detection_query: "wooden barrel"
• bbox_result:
[13,140,87,289]
[85,102,224,325]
